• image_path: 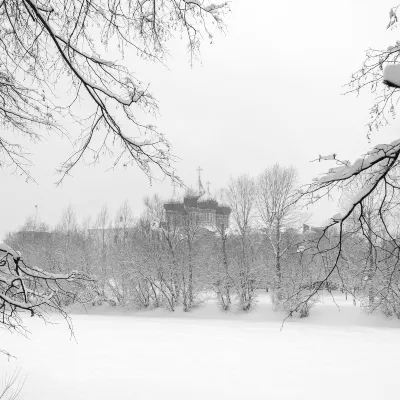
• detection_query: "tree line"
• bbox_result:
[5,164,400,318]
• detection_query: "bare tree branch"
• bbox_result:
[0,0,229,182]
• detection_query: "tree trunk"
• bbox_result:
[276,222,282,288]
[188,239,194,308]
[166,239,180,302]
[367,214,374,308]
[221,227,231,305]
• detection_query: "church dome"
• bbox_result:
[183,186,203,208]
[164,201,184,212]
[198,192,218,210]
[164,184,183,211]
[215,189,231,215]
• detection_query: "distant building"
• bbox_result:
[164,167,231,231]
[16,230,53,242]
[302,224,325,235]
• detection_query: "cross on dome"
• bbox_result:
[172,180,178,197]
[197,166,205,194]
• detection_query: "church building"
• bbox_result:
[164,167,231,230]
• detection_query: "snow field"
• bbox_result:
[1,293,400,400]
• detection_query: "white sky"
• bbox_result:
[2,0,400,239]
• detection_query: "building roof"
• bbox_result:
[216,206,231,215]
[163,169,231,216]
[164,202,185,212]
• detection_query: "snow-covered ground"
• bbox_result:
[1,292,400,400]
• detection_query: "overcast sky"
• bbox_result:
[2,0,400,239]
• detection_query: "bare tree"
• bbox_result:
[256,164,299,290]
[0,369,25,400]
[94,204,111,297]
[212,210,232,310]
[286,6,400,317]
[226,174,258,310]
[57,205,78,238]
[135,217,177,310]
[115,200,134,240]
[54,204,80,274]
[19,214,49,233]
[131,195,182,310]
[0,242,89,335]
[339,176,385,307]
[149,194,183,308]
[179,210,202,311]
[296,151,400,317]
[227,175,256,240]
[143,194,165,228]
[108,201,134,304]
[345,5,400,139]
[0,0,229,182]
[78,216,97,276]
[95,205,110,248]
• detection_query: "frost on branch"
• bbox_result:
[294,5,400,313]
[345,5,400,139]
[318,154,337,161]
[306,139,400,226]
[0,243,90,335]
[293,137,400,315]
[0,0,229,183]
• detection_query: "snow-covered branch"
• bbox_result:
[0,0,229,182]
[0,243,91,334]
